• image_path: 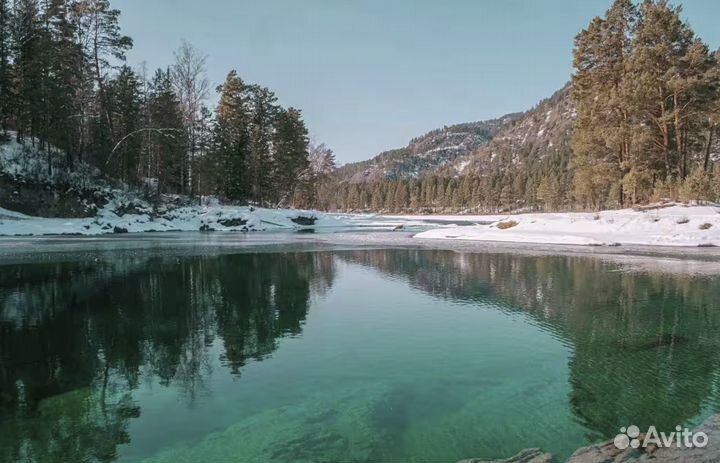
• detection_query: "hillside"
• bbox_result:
[321,86,577,213]
[335,117,519,183]
[334,86,574,186]
[448,86,574,177]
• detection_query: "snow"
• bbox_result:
[413,205,720,248]
[0,200,347,236]
[381,213,506,223]
[1,133,109,190]
[0,207,32,220]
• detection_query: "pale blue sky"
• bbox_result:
[120,0,720,164]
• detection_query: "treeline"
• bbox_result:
[572,0,720,209]
[318,168,571,214]
[0,0,334,206]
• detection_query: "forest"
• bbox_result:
[0,0,335,208]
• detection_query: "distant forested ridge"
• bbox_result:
[324,0,720,213]
[0,0,335,208]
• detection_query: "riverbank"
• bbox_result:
[0,202,345,236]
[411,204,720,248]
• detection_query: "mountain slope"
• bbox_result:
[335,86,574,186]
[449,86,574,176]
[335,117,519,183]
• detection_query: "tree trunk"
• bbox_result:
[93,16,114,141]
[674,93,687,179]
[660,100,671,177]
[704,124,715,172]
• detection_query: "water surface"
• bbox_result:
[1,245,720,462]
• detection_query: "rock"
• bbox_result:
[458,448,554,463]
[458,414,720,463]
[112,226,128,234]
[218,218,248,227]
[565,439,641,462]
[291,215,318,226]
[113,202,149,217]
[199,224,215,232]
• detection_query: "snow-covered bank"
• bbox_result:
[1,134,350,236]
[0,202,346,236]
[413,204,720,247]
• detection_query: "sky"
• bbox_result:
[120,0,720,165]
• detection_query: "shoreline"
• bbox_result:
[2,230,720,276]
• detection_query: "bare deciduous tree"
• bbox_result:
[171,40,209,195]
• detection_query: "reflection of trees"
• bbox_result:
[0,251,336,463]
[339,249,720,440]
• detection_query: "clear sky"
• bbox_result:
[119,0,720,165]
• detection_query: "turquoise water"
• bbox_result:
[1,248,720,462]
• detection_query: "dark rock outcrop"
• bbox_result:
[218,218,247,227]
[291,215,317,226]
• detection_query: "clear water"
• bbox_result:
[1,246,720,463]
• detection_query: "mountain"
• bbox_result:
[335,117,520,184]
[335,85,574,184]
[448,86,574,176]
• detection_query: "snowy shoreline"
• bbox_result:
[409,204,720,248]
[0,204,347,236]
[2,201,720,250]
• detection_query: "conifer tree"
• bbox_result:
[0,0,12,135]
[13,0,42,144]
[246,85,278,204]
[72,0,132,150]
[213,70,251,201]
[273,107,309,205]
[147,68,186,195]
[110,65,142,184]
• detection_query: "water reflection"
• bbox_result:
[339,249,720,439]
[0,252,336,463]
[1,248,720,462]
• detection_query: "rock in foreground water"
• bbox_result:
[459,414,720,463]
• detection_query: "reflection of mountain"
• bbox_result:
[338,249,720,439]
[0,252,336,463]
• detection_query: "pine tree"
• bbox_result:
[13,0,42,144]
[572,0,636,208]
[212,70,251,201]
[147,68,186,195]
[0,0,12,135]
[246,85,278,204]
[273,107,309,206]
[110,65,142,184]
[45,0,83,167]
[71,0,132,150]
